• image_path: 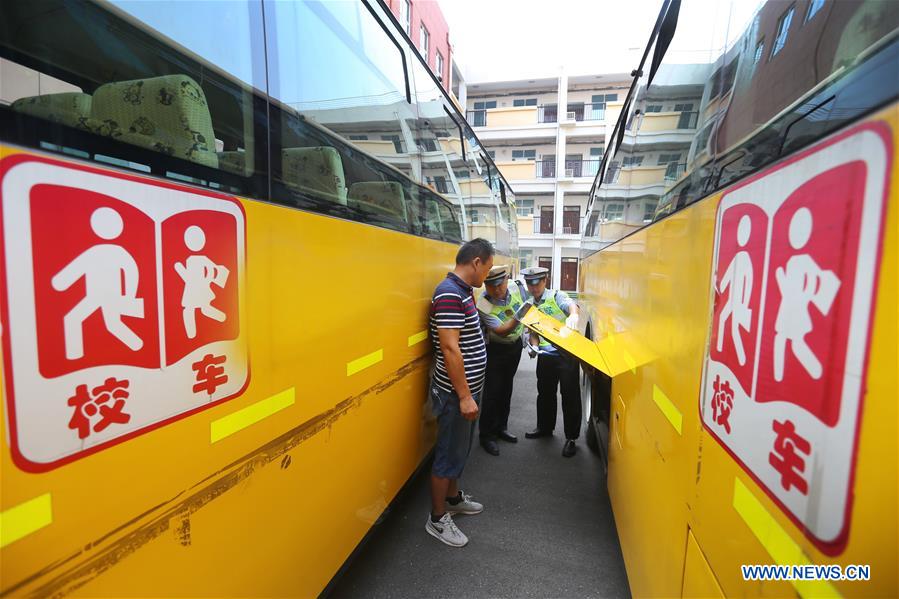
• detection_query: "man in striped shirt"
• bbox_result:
[425,238,494,547]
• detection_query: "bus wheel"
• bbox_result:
[582,364,600,454]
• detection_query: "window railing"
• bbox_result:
[562,159,601,178]
[677,111,699,129]
[467,109,487,127]
[532,215,554,234]
[535,160,556,178]
[537,104,558,123]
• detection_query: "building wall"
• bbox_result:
[467,73,672,291]
[386,0,452,91]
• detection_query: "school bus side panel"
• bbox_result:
[0,145,452,597]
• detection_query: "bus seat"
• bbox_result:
[10,92,92,128]
[281,146,348,204]
[217,150,246,175]
[90,75,218,168]
[348,182,408,221]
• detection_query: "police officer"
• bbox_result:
[476,265,527,456]
[520,266,582,457]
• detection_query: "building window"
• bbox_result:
[400,0,412,35]
[469,208,480,224]
[805,0,825,22]
[348,135,368,140]
[771,5,795,58]
[643,202,656,222]
[485,150,496,159]
[516,199,534,216]
[754,39,765,64]
[435,50,444,81]
[657,153,681,165]
[603,203,624,222]
[381,134,404,153]
[432,175,448,194]
[622,155,644,167]
[419,23,429,57]
[512,149,536,161]
[645,104,663,112]
[513,98,538,107]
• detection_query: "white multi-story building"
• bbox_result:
[464,73,629,293]
[465,68,707,293]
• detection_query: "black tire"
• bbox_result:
[581,362,600,455]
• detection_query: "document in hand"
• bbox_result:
[514,302,636,377]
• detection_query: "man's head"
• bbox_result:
[484,265,510,298]
[521,266,549,297]
[455,238,495,287]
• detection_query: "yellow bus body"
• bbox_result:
[0,144,480,597]
[578,106,898,597]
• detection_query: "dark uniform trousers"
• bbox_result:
[536,353,581,439]
[479,339,522,441]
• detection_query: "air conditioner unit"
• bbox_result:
[565,168,575,177]
[566,111,577,120]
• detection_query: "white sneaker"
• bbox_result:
[445,491,484,515]
[425,512,469,547]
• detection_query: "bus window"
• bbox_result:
[0,0,268,195]
[264,0,417,233]
[715,0,899,154]
[407,58,467,241]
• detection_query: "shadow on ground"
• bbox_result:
[329,349,630,598]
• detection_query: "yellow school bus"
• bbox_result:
[0,0,516,595]
[569,0,898,596]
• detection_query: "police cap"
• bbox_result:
[484,265,510,286]
[520,266,549,285]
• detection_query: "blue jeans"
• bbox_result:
[430,380,481,479]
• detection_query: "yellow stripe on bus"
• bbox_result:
[210,388,296,443]
[0,493,53,548]
[652,384,682,435]
[732,477,841,598]
[347,349,384,376]
[407,330,428,346]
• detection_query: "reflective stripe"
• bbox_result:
[535,290,566,349]
[347,349,384,376]
[732,478,840,598]
[0,493,53,548]
[210,388,295,443]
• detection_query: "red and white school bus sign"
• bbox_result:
[0,153,248,471]
[700,123,891,554]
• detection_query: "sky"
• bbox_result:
[440,0,761,84]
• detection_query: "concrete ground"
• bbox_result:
[328,349,631,598]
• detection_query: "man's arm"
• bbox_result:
[437,328,479,420]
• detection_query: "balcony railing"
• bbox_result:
[537,104,557,123]
[467,109,487,127]
[526,215,584,235]
[543,102,608,122]
[562,159,601,178]
[535,160,556,178]
[531,216,553,234]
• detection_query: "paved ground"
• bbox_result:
[329,350,631,598]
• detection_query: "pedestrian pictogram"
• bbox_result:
[699,124,890,554]
[0,154,248,471]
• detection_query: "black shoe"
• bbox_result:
[498,430,518,443]
[562,439,577,457]
[525,428,552,439]
[481,440,500,456]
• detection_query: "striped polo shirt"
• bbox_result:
[429,272,487,394]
